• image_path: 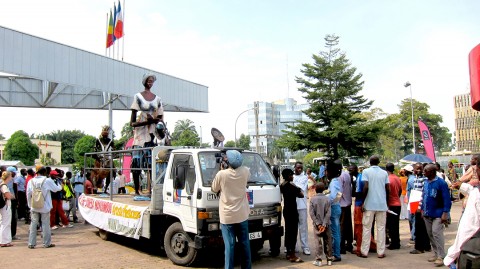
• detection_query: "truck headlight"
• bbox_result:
[208,223,219,231]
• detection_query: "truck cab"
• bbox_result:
[143,147,283,265]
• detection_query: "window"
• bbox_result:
[171,154,196,195]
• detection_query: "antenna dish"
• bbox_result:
[211,128,225,147]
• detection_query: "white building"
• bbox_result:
[247,98,310,159]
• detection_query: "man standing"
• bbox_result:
[73,169,85,209]
[359,156,389,258]
[211,150,251,269]
[349,164,377,256]
[422,164,452,267]
[293,162,311,255]
[115,170,126,194]
[339,168,353,254]
[386,163,402,250]
[26,166,62,248]
[410,163,432,254]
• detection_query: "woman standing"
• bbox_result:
[0,171,14,247]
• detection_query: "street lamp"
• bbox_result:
[235,108,255,147]
[404,81,415,153]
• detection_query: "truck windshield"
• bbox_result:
[199,152,277,187]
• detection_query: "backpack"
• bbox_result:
[31,178,46,209]
[0,184,6,209]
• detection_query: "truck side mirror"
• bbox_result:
[174,165,187,189]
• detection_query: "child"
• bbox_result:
[280,168,304,263]
[309,182,333,266]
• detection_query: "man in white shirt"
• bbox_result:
[115,170,126,194]
[26,166,62,249]
[293,161,311,255]
[444,180,480,267]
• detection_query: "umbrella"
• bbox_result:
[399,154,433,164]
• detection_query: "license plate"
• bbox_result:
[249,231,262,240]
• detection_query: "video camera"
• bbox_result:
[215,152,230,170]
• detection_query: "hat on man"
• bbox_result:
[49,170,59,177]
[6,166,17,173]
[403,165,414,173]
[226,150,243,169]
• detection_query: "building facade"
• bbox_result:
[454,93,480,153]
[0,139,62,164]
[247,98,310,160]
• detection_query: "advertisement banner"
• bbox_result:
[78,194,148,239]
[418,119,436,162]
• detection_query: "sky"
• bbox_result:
[0,0,479,147]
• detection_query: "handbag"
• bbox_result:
[62,200,70,211]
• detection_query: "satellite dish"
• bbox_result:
[211,128,225,147]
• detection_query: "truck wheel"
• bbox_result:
[98,229,109,241]
[164,222,198,266]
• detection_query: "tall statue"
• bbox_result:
[130,73,166,195]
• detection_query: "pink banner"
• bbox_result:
[469,43,480,111]
[418,120,436,162]
[122,138,134,183]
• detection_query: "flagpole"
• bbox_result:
[122,0,125,61]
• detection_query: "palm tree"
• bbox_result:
[172,119,197,141]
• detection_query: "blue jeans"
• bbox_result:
[330,204,341,258]
[409,212,416,240]
[29,211,51,247]
[221,220,252,269]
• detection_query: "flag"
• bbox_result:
[113,3,117,42]
[106,9,114,48]
[114,1,124,39]
[418,119,436,162]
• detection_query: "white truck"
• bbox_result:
[79,146,283,266]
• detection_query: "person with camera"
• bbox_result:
[211,150,251,269]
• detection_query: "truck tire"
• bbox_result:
[98,229,110,241]
[164,222,198,266]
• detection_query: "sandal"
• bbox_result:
[1,243,13,247]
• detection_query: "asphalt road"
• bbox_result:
[2,202,463,269]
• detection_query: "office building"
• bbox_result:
[454,93,480,153]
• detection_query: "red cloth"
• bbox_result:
[388,174,402,206]
[354,206,376,253]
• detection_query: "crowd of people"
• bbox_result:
[0,165,93,249]
[278,156,478,269]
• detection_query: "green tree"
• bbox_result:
[116,122,134,149]
[171,119,197,141]
[267,139,285,163]
[40,130,86,164]
[237,134,251,150]
[394,99,452,153]
[171,129,200,146]
[0,134,5,140]
[277,34,381,159]
[224,140,236,147]
[74,135,96,169]
[4,130,39,165]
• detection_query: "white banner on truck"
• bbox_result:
[78,194,148,239]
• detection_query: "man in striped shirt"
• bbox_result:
[410,163,432,254]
